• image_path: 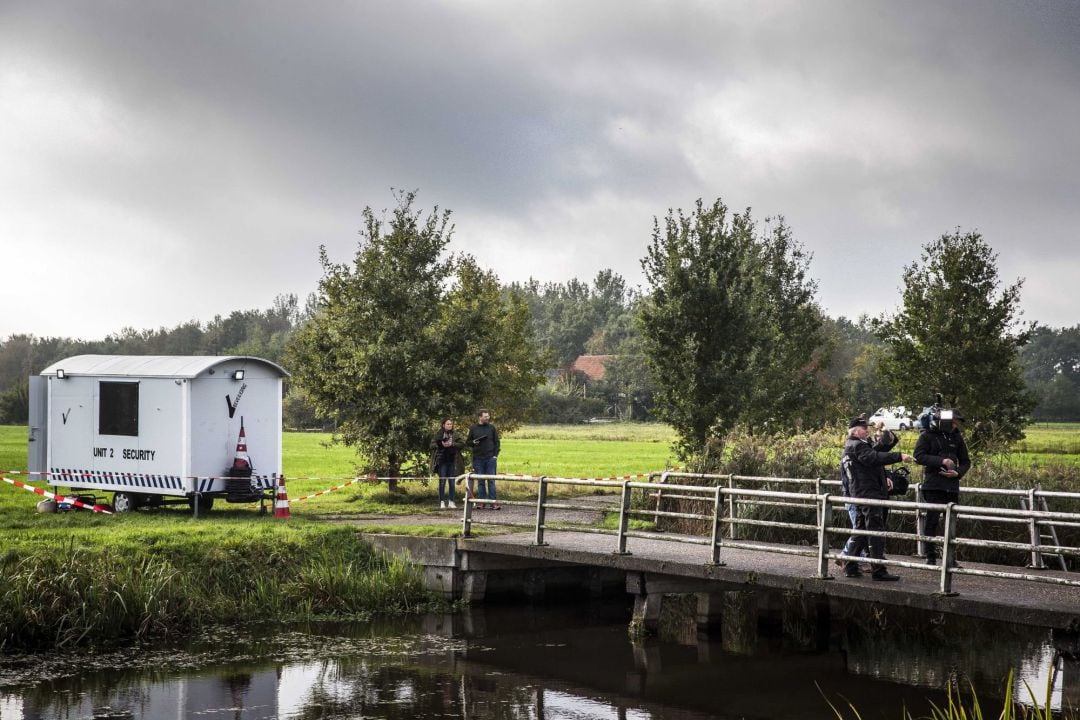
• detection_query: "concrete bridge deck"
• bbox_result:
[364,519,1080,631]
[460,529,1079,629]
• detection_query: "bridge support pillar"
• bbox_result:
[695,592,726,632]
[631,592,664,634]
[459,571,488,602]
[722,590,758,654]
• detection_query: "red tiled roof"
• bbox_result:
[568,354,614,381]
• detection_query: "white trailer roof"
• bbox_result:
[39,355,290,379]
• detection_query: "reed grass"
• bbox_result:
[822,668,1071,719]
[0,525,438,651]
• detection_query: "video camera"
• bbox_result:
[918,394,962,433]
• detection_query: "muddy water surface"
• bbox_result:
[0,602,1074,719]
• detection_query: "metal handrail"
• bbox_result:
[459,472,1080,596]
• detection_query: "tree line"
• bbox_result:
[1,193,1077,465]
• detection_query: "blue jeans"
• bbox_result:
[845,498,866,558]
[436,462,457,503]
[472,457,497,500]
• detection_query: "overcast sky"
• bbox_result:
[2,1,1077,340]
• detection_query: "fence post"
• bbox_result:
[727,474,738,540]
[939,502,958,596]
[534,476,548,547]
[814,477,823,528]
[462,473,474,538]
[709,485,725,566]
[817,493,833,579]
[653,471,669,527]
[1027,487,1044,569]
[915,483,926,558]
[615,480,632,555]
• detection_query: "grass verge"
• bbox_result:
[0,522,443,651]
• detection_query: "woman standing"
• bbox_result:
[430,419,463,509]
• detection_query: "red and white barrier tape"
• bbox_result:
[293,477,365,502]
[287,468,685,505]
[1,476,114,514]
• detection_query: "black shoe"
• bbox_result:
[844,563,863,578]
[871,570,900,581]
[926,556,938,566]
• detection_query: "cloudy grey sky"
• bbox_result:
[2,0,1077,339]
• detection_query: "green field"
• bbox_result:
[0,423,677,521]
[3,422,1079,522]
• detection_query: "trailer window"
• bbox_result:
[99,382,139,436]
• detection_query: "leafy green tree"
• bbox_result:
[287,192,545,488]
[639,198,828,456]
[874,229,1036,452]
[0,383,28,424]
[1021,325,1080,421]
[840,344,892,414]
[594,335,657,420]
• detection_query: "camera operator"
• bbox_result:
[914,407,970,565]
[840,416,913,581]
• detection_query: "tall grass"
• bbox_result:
[822,668,1071,719]
[0,525,438,651]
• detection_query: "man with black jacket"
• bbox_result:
[914,409,970,565]
[466,409,501,510]
[841,416,913,580]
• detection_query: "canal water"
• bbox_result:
[0,599,1075,719]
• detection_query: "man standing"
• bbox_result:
[914,408,970,565]
[466,409,500,510]
[841,416,913,581]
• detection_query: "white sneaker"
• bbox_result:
[448,501,457,509]
[439,501,446,509]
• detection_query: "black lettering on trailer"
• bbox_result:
[120,449,156,461]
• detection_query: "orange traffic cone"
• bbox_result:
[273,475,291,519]
[231,418,252,474]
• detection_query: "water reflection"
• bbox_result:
[0,601,1075,719]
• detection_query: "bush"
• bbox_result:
[532,385,606,424]
[657,425,1080,566]
[0,527,437,651]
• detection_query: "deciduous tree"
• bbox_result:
[639,198,828,456]
[874,229,1035,452]
[287,192,545,488]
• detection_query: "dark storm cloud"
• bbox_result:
[1,1,1078,337]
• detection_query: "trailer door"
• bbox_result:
[28,375,47,474]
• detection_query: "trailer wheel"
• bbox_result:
[189,494,214,513]
[113,492,139,513]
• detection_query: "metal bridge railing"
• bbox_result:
[458,472,1080,597]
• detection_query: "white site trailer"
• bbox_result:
[28,355,289,513]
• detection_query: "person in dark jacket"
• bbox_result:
[430,418,464,509]
[466,409,500,510]
[914,409,970,565]
[840,416,913,580]
[841,419,899,528]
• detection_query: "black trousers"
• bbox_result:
[923,488,960,560]
[843,503,886,570]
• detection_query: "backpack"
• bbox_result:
[886,465,911,496]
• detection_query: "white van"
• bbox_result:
[867,406,917,431]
